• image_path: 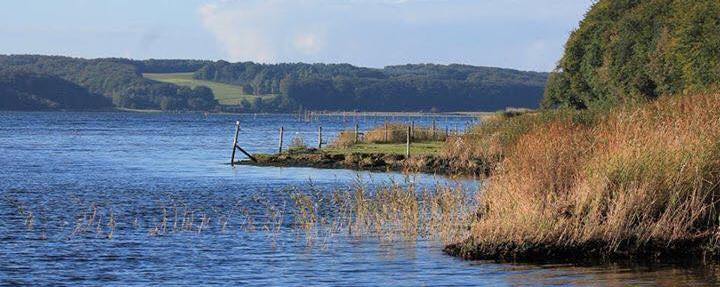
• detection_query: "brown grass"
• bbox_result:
[332,123,448,148]
[454,93,720,260]
[289,181,476,244]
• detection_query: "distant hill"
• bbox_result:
[0,69,111,110]
[195,62,549,112]
[0,55,549,112]
[0,55,217,111]
[544,0,720,109]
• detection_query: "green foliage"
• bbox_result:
[0,55,219,111]
[544,0,720,109]
[195,62,549,112]
[143,72,278,106]
[0,69,111,110]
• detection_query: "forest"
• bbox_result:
[196,62,548,112]
[543,0,720,109]
[0,55,217,111]
[0,55,548,112]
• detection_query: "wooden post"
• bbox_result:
[432,119,436,140]
[235,145,257,162]
[354,123,359,143]
[406,125,411,158]
[318,126,323,149]
[410,121,415,140]
[384,122,388,142]
[278,126,284,154]
[445,125,449,138]
[231,121,240,166]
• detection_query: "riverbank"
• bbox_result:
[445,92,720,262]
[237,143,489,176]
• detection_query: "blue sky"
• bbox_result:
[0,0,595,71]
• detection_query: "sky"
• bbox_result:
[0,0,596,72]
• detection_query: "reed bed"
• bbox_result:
[289,181,476,244]
[332,123,449,148]
[453,93,720,260]
[4,181,478,247]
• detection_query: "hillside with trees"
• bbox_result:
[0,69,111,110]
[543,0,720,109]
[0,55,548,112]
[0,55,217,111]
[195,62,548,112]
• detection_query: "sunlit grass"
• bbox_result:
[454,93,720,258]
[143,72,278,105]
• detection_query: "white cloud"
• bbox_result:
[198,2,276,62]
[197,0,594,70]
[294,33,323,55]
[198,0,330,63]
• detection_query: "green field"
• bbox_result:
[143,72,277,105]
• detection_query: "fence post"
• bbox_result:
[318,126,323,149]
[231,121,240,166]
[432,119,436,140]
[410,121,415,140]
[278,126,284,154]
[445,125,449,138]
[354,123,359,143]
[384,122,388,142]
[406,125,411,158]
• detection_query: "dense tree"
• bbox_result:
[0,55,219,111]
[544,0,720,109]
[196,62,548,112]
[0,69,111,110]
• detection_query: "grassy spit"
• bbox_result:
[446,93,720,261]
[246,123,490,176]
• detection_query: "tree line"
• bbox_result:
[196,62,548,112]
[0,55,549,112]
[544,0,720,109]
[0,55,217,111]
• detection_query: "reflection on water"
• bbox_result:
[1,111,719,286]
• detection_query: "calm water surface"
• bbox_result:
[1,111,719,286]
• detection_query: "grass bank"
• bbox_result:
[446,93,720,261]
[143,72,278,105]
[241,124,489,176]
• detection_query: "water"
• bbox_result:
[1,111,719,286]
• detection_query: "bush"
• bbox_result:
[544,0,720,109]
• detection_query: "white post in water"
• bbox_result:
[406,125,411,157]
[231,121,240,166]
[278,126,284,154]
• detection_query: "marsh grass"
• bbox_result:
[288,180,476,245]
[332,123,448,149]
[457,93,720,259]
[3,181,477,249]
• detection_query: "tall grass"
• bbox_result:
[455,93,720,259]
[5,181,477,247]
[440,109,606,173]
[289,181,476,244]
[332,123,448,148]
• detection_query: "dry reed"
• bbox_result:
[332,123,448,148]
[456,93,720,259]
